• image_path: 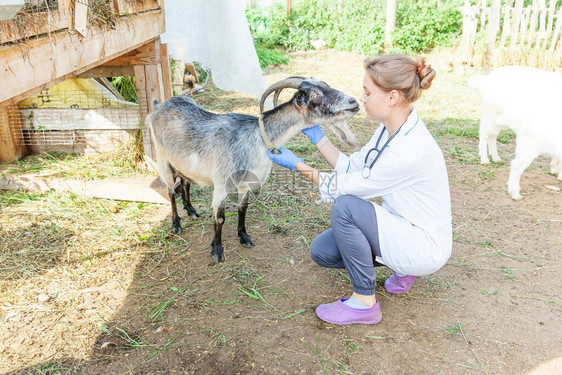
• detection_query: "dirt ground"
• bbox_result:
[0,50,561,375]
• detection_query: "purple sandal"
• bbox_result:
[315,299,382,325]
[384,273,417,294]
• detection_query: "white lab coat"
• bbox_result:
[318,108,452,276]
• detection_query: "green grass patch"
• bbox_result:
[255,41,290,68]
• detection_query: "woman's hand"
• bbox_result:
[268,148,304,171]
[301,124,326,145]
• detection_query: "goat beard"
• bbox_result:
[322,117,359,148]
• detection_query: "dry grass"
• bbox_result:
[2,129,147,180]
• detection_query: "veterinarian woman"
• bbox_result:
[268,54,452,325]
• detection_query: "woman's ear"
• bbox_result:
[388,90,400,106]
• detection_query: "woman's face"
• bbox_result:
[359,73,390,122]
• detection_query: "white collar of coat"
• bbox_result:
[400,106,419,137]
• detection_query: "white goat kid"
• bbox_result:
[469,66,562,200]
[147,77,359,262]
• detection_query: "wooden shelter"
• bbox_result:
[0,0,173,163]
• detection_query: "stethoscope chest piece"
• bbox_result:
[361,166,371,179]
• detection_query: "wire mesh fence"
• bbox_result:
[0,81,146,155]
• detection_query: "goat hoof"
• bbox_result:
[211,245,225,263]
[185,206,201,218]
[239,233,255,247]
[172,216,182,234]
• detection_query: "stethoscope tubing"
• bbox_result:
[361,126,402,178]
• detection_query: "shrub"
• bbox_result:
[246,0,463,55]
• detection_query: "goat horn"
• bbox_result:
[260,76,307,114]
[272,89,282,108]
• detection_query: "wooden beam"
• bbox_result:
[134,64,154,165]
[102,42,161,66]
[132,39,167,168]
[114,0,160,15]
[0,105,27,162]
[76,65,135,78]
[160,44,173,99]
[0,10,165,108]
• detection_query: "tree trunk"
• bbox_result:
[385,0,397,51]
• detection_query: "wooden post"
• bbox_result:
[480,0,488,31]
[527,0,539,48]
[132,39,167,168]
[519,7,532,47]
[287,0,291,15]
[510,0,524,48]
[500,7,511,48]
[542,0,558,49]
[535,0,547,48]
[160,44,173,100]
[485,0,501,68]
[0,105,27,162]
[550,9,562,53]
[461,0,470,47]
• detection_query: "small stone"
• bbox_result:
[38,294,51,303]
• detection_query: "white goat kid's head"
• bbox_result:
[260,77,359,147]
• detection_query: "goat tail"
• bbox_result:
[146,109,160,147]
[153,99,161,111]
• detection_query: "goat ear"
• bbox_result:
[295,91,307,107]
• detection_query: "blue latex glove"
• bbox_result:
[301,124,326,145]
[268,148,304,171]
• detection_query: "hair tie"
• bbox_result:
[417,64,426,74]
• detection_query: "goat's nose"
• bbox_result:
[348,98,357,105]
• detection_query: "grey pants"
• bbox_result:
[310,195,382,295]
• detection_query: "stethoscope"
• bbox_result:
[361,126,403,178]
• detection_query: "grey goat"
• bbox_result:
[147,76,359,262]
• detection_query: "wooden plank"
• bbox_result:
[510,0,525,48]
[0,0,71,45]
[102,41,161,66]
[527,1,539,48]
[0,173,170,204]
[114,0,160,15]
[160,43,173,99]
[0,10,165,108]
[551,8,562,52]
[500,7,511,48]
[145,64,164,111]
[0,105,27,162]
[96,77,125,101]
[485,0,501,67]
[519,7,532,46]
[74,0,88,37]
[76,65,135,78]
[134,65,154,164]
[480,0,488,31]
[535,0,546,48]
[461,0,471,46]
[542,0,558,48]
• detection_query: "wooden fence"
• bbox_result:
[461,0,562,66]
